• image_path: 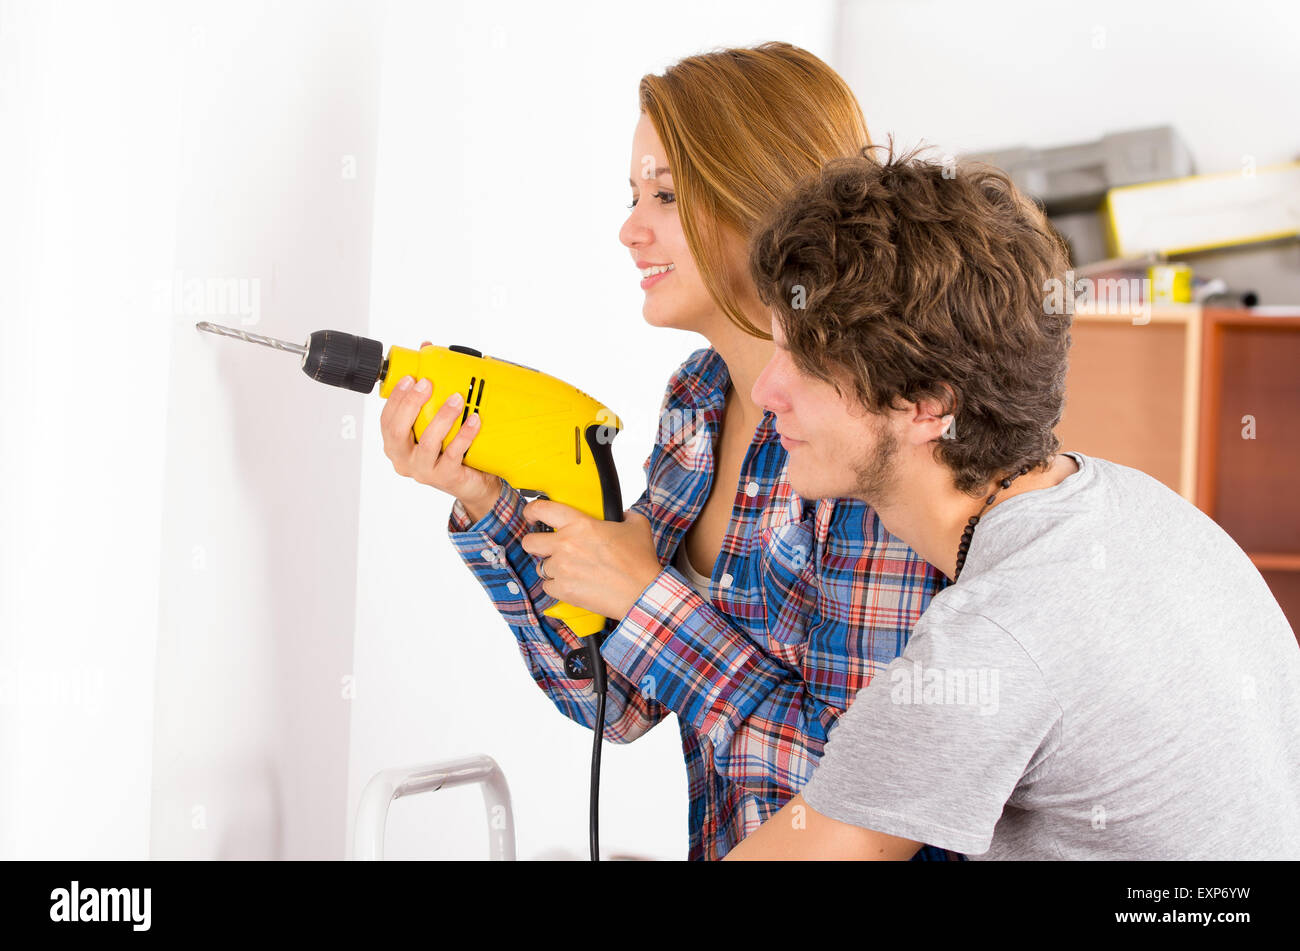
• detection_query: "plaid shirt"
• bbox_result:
[448,347,958,861]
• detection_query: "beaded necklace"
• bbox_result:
[954,463,1031,581]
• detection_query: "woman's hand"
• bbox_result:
[380,339,501,519]
[520,499,662,621]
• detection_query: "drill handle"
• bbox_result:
[540,424,624,638]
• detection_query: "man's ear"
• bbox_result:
[911,385,957,442]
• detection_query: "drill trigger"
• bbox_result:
[518,490,553,532]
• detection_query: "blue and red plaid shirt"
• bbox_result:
[448,347,958,861]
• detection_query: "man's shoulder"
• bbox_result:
[1061,453,1238,558]
[991,451,1201,543]
[1066,451,1185,506]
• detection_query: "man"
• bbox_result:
[726,148,1300,860]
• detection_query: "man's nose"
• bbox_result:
[751,358,786,414]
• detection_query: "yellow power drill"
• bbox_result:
[197,320,624,861]
[196,321,624,637]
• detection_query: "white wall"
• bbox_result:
[149,2,383,859]
[0,0,174,859]
[348,0,838,860]
[0,0,382,859]
[837,0,1300,169]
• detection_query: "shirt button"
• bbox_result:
[745,481,760,498]
[719,573,734,588]
[506,581,520,595]
[480,547,498,563]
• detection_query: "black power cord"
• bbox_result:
[588,642,607,862]
[568,630,610,861]
[536,423,624,863]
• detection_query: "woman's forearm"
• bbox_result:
[458,476,502,524]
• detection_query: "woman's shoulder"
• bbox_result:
[635,348,718,468]
[650,348,727,447]
[660,346,725,402]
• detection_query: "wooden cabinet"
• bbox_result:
[1058,305,1300,640]
[1058,304,1202,499]
[1197,308,1300,638]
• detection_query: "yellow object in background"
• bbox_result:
[1104,162,1300,258]
[1148,263,1193,304]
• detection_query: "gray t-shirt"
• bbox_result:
[801,451,1300,859]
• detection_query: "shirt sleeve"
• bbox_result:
[799,603,1063,856]
[599,494,838,805]
[446,477,670,743]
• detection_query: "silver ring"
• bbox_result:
[538,560,550,581]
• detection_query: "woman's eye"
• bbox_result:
[626,190,676,209]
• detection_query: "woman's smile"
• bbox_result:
[638,261,675,289]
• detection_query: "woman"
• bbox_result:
[379,42,956,861]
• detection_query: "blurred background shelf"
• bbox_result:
[1059,304,1202,500]
[1059,305,1300,641]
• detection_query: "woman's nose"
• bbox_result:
[619,204,651,249]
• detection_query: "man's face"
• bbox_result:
[751,319,902,506]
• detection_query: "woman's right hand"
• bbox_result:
[380,339,502,520]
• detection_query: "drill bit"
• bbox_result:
[195,321,307,357]
[197,321,387,393]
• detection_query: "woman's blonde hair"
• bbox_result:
[639,42,871,338]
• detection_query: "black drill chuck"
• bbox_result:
[302,330,386,394]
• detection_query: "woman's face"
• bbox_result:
[619,114,722,333]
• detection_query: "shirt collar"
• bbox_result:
[682,347,778,444]
[682,347,730,413]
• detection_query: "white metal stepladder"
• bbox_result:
[353,755,516,860]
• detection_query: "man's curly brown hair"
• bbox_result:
[749,144,1073,497]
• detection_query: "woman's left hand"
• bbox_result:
[520,499,662,621]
